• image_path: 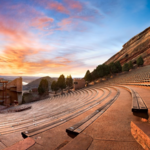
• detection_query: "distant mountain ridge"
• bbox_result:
[23,76,56,90]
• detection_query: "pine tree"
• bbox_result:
[66,75,73,88]
[38,79,49,95]
[84,70,92,82]
[57,74,66,91]
[51,81,59,94]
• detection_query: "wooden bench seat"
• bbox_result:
[131,89,148,113]
[115,85,148,113]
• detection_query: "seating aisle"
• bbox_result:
[61,87,143,150]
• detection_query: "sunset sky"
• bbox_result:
[0,0,150,77]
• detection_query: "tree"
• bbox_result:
[57,74,66,91]
[137,56,144,66]
[91,69,98,80]
[122,63,129,72]
[109,62,117,74]
[38,79,49,95]
[129,61,133,69]
[84,70,92,82]
[103,64,110,75]
[51,81,59,94]
[115,61,122,73]
[96,65,104,77]
[84,70,89,80]
[66,75,73,88]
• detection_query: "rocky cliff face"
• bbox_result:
[105,27,150,66]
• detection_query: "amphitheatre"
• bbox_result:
[1,28,150,150]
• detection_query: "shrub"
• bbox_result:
[137,56,144,66]
[129,61,133,69]
[103,64,110,75]
[96,65,104,77]
[109,62,117,74]
[91,69,98,80]
[115,61,122,73]
[122,63,129,72]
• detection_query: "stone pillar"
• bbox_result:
[17,77,22,92]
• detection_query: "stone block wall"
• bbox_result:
[131,121,150,150]
[7,77,22,92]
[73,79,85,90]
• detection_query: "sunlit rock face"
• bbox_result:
[105,27,150,65]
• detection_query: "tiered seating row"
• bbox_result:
[21,87,111,137]
[0,86,111,136]
[106,65,150,86]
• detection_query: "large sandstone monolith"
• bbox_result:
[105,27,150,66]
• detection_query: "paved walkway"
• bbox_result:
[0,132,23,150]
[81,87,143,150]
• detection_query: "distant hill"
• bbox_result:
[23,76,56,90]
[105,27,150,66]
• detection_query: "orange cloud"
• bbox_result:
[0,45,70,75]
[0,13,63,75]
[0,2,91,77]
[0,42,88,76]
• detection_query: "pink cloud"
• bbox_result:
[31,16,54,30]
[47,1,69,14]
[0,17,32,44]
[64,0,82,11]
[57,18,73,30]
[37,0,83,13]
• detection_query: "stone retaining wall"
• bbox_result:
[131,121,150,150]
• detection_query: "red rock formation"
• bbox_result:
[105,27,150,66]
[7,77,22,92]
